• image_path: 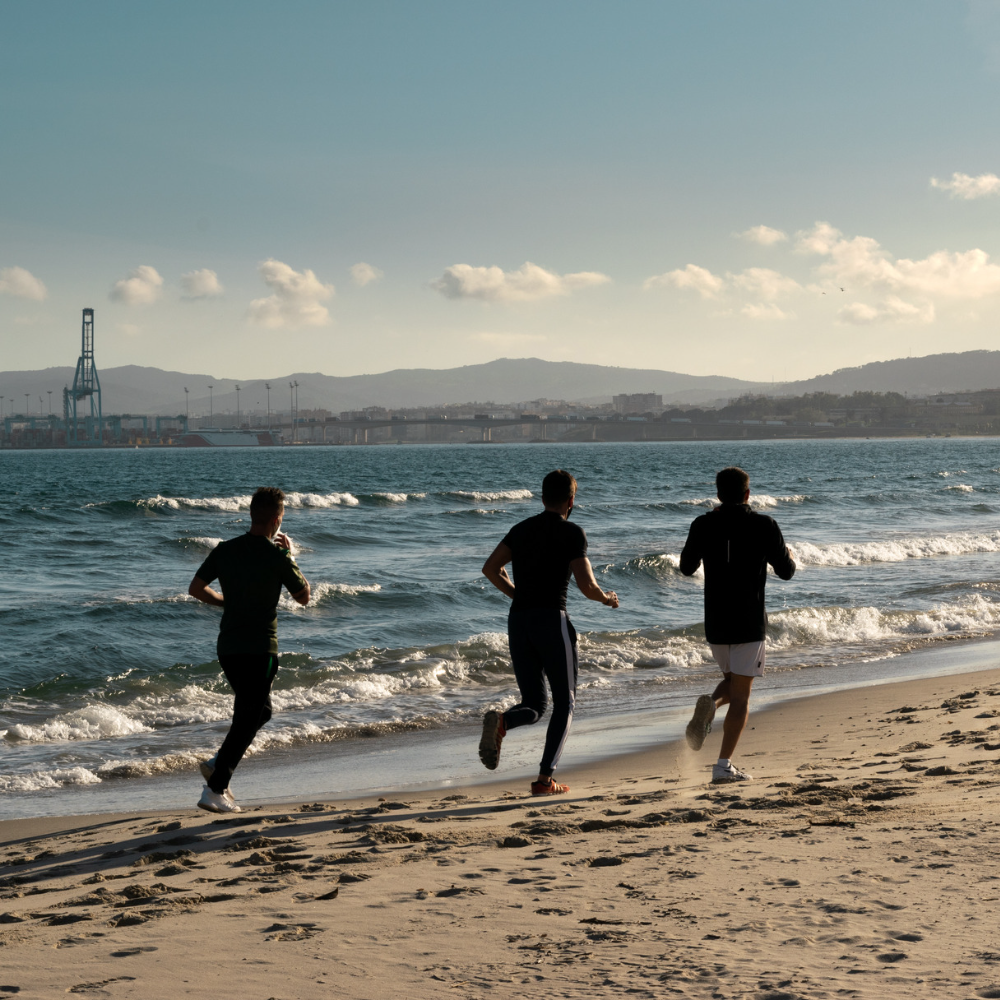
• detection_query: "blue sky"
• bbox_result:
[2,1,1000,382]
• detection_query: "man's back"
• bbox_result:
[680,504,794,644]
[503,510,588,611]
[196,533,306,655]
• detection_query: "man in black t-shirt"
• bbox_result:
[189,486,310,812]
[479,470,619,795]
[680,467,795,783]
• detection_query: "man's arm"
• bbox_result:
[482,542,515,599]
[679,521,702,577]
[188,576,224,607]
[570,557,619,608]
[768,523,796,580]
[290,583,311,606]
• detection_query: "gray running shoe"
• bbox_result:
[478,710,505,770]
[197,786,241,813]
[199,754,218,782]
[711,762,753,783]
[685,695,716,751]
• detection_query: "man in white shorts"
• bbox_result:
[679,467,795,783]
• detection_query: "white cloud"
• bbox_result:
[795,221,1000,300]
[837,296,935,326]
[647,264,799,303]
[180,268,224,299]
[931,172,1000,200]
[247,259,334,328]
[117,323,142,336]
[730,267,801,300]
[644,263,724,298]
[432,261,610,302]
[110,265,163,305]
[0,266,47,301]
[350,262,384,287]
[740,302,792,320]
[736,225,788,246]
[794,221,844,256]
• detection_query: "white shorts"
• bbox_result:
[709,641,766,678]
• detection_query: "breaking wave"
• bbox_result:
[446,489,534,502]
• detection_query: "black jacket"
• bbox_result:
[680,503,795,644]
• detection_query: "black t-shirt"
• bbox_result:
[196,533,308,656]
[679,503,795,644]
[502,510,588,611]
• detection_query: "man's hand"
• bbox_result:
[188,576,224,607]
[570,557,619,608]
[273,531,292,551]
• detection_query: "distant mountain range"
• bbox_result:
[3,351,1000,417]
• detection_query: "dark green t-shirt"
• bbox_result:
[196,533,308,656]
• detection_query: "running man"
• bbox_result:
[479,469,619,795]
[680,467,795,783]
[188,486,310,812]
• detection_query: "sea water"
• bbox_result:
[3,438,1000,817]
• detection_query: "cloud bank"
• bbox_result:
[930,172,1000,199]
[0,266,47,301]
[645,264,800,316]
[350,262,383,287]
[248,259,334,328]
[796,221,1000,301]
[432,261,610,302]
[180,269,224,299]
[110,265,163,305]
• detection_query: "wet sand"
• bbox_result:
[4,667,1000,998]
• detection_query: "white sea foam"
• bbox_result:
[448,489,534,502]
[795,530,1000,567]
[179,536,223,550]
[278,580,381,610]
[370,491,426,502]
[4,704,152,744]
[679,494,807,509]
[284,491,360,508]
[0,767,102,793]
[944,484,975,493]
[136,491,359,512]
[769,594,1000,648]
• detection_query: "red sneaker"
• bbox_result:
[530,777,569,795]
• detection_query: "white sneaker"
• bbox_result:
[197,786,241,813]
[199,754,218,781]
[712,762,752,783]
[685,695,716,751]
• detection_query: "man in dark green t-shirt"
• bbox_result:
[189,486,310,813]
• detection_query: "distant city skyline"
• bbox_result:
[2,2,1000,382]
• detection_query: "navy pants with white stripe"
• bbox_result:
[504,608,578,777]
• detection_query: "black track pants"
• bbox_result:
[503,608,578,776]
[209,654,278,793]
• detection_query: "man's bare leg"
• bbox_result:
[714,672,754,761]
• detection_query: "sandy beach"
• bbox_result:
[4,666,1000,999]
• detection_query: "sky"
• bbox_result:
[2,0,1000,383]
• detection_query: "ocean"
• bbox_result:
[3,438,1000,819]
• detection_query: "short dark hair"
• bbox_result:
[250,486,285,524]
[542,469,577,505]
[716,467,750,504]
